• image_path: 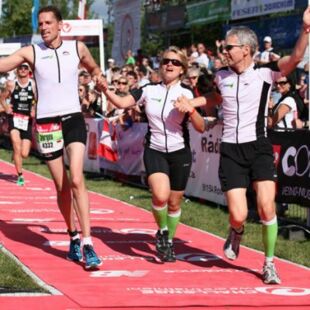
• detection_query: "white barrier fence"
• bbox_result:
[82,118,226,206]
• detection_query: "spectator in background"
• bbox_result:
[258,36,281,65]
[105,58,115,84]
[187,66,200,96]
[138,65,150,87]
[127,70,139,90]
[195,43,210,69]
[268,75,302,129]
[149,68,162,84]
[125,49,136,65]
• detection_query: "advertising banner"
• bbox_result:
[231,0,295,20]
[185,123,226,206]
[187,0,230,25]
[268,129,310,207]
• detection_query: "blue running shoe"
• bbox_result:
[67,239,83,262]
[83,245,102,269]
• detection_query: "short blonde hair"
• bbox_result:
[161,45,188,76]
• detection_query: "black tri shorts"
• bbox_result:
[143,146,192,191]
[219,137,276,192]
[35,112,87,161]
[8,114,33,141]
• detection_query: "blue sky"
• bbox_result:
[91,0,108,20]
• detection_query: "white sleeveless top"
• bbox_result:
[33,40,81,119]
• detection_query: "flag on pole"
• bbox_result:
[97,120,119,162]
[78,0,87,19]
[32,0,40,33]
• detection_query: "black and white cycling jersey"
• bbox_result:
[130,81,194,153]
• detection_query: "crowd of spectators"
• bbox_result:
[0,36,308,131]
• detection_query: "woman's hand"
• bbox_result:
[175,95,194,114]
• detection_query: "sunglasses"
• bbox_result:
[162,58,183,67]
[275,81,288,86]
[18,65,29,70]
[118,81,128,85]
[78,88,84,91]
[223,44,244,51]
[112,80,119,83]
[189,76,198,80]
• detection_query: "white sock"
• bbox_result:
[82,237,93,246]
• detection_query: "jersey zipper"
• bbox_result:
[54,49,61,83]
[161,88,170,152]
[236,75,240,144]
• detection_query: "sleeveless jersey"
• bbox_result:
[130,81,194,153]
[11,80,35,116]
[215,62,282,144]
[33,40,81,119]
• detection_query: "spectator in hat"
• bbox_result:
[258,36,281,64]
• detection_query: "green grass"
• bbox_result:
[0,147,309,293]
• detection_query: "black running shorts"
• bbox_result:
[219,137,276,192]
[143,146,192,191]
[36,112,87,161]
[8,115,33,141]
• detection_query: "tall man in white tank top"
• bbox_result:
[0,5,102,269]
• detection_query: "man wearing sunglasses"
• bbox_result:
[186,7,310,285]
[6,63,36,186]
[0,5,103,270]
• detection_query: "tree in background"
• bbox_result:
[0,0,95,38]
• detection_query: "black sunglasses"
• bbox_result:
[118,81,128,85]
[275,81,288,86]
[18,65,29,70]
[162,58,183,67]
[223,44,244,51]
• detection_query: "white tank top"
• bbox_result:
[33,40,81,119]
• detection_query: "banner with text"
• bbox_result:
[269,129,310,207]
[231,0,295,20]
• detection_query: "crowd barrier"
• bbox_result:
[1,116,309,208]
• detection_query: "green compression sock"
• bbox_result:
[152,204,167,230]
[167,209,181,241]
[262,216,278,259]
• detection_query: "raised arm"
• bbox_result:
[0,46,33,73]
[278,6,310,76]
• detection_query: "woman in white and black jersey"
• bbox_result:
[99,46,205,262]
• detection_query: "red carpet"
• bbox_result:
[0,160,309,309]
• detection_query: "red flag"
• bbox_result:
[97,120,118,162]
[78,0,87,19]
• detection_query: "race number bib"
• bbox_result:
[36,122,64,154]
[13,113,29,131]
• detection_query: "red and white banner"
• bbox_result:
[78,0,87,19]
[97,120,119,162]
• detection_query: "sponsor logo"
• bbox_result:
[255,287,310,296]
[91,270,148,278]
[127,286,310,296]
[90,209,114,215]
[281,145,309,177]
[223,83,233,88]
[42,55,53,60]
[62,51,70,56]
[201,135,220,154]
[151,98,161,103]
